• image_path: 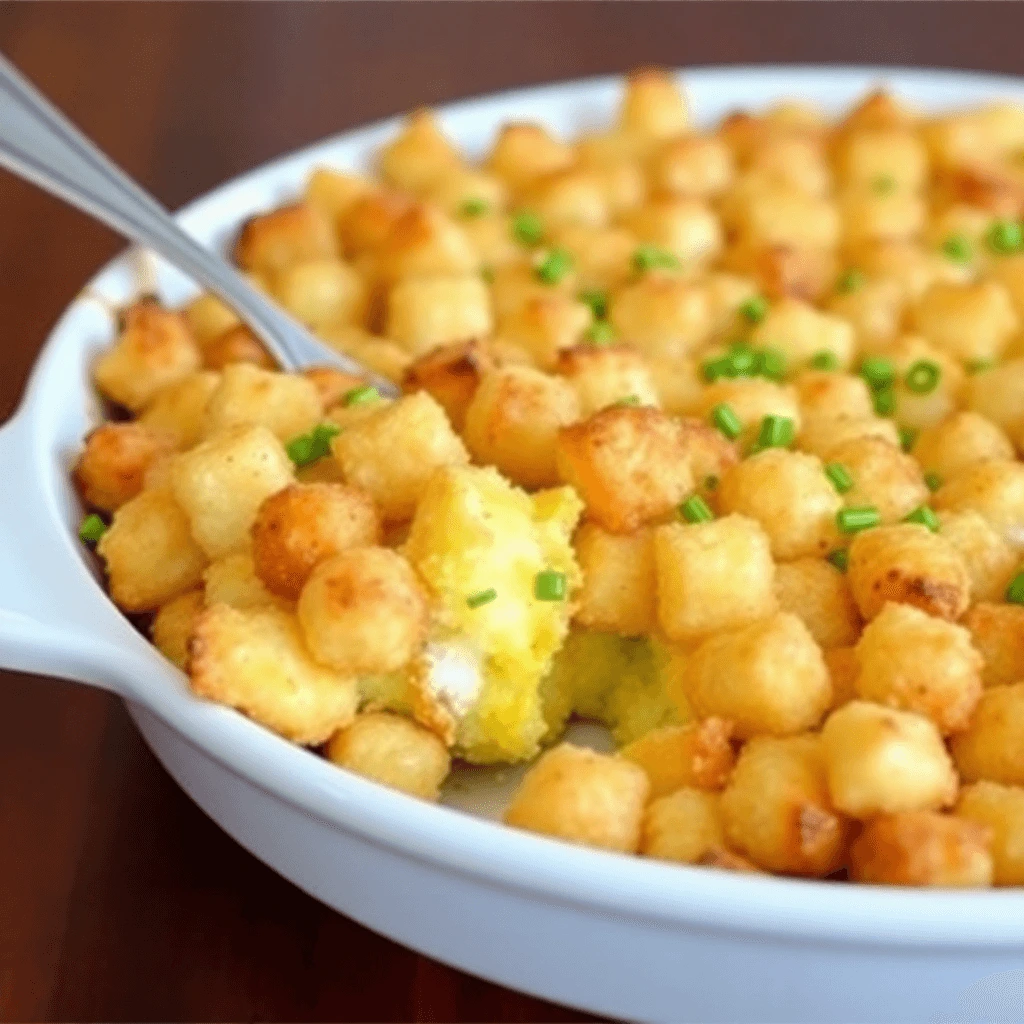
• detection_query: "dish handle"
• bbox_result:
[0,408,132,695]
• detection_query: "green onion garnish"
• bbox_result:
[615,394,642,407]
[534,569,567,601]
[905,360,941,394]
[79,513,107,545]
[755,347,787,382]
[535,248,574,284]
[286,422,342,468]
[810,350,840,371]
[711,403,742,440]
[825,462,854,494]
[755,414,795,450]
[512,211,543,246]
[872,175,897,195]
[579,288,608,320]
[344,385,380,407]
[481,266,495,284]
[925,471,942,492]
[679,494,715,524]
[1006,571,1024,605]
[942,235,973,264]
[703,356,734,382]
[632,245,680,273]
[459,197,490,218]
[837,506,881,533]
[987,219,1023,255]
[705,474,719,491]
[873,386,897,417]
[585,320,616,345]
[467,588,498,609]
[860,356,896,390]
[903,505,939,532]
[967,358,995,374]
[837,269,865,294]
[739,295,768,323]
[827,549,849,572]
[727,343,757,376]
[899,427,917,453]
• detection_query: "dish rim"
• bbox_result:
[13,62,1024,947]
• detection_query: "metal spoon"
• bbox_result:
[0,52,398,396]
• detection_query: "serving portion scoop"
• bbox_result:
[0,51,398,396]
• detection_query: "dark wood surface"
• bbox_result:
[3,3,1024,1020]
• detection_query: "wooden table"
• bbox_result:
[2,3,1024,1019]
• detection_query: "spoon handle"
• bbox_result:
[0,52,397,393]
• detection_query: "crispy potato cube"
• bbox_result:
[653,515,777,643]
[202,552,286,610]
[724,241,837,304]
[401,339,498,430]
[619,68,689,141]
[932,459,1024,548]
[621,718,735,798]
[648,135,735,200]
[750,297,855,371]
[847,523,971,622]
[98,485,208,612]
[319,324,412,384]
[272,258,368,329]
[463,366,580,489]
[183,292,239,344]
[855,602,982,734]
[826,436,928,525]
[837,128,929,191]
[911,281,1019,362]
[385,274,492,355]
[886,335,965,433]
[555,405,695,533]
[233,202,337,275]
[825,645,860,709]
[952,683,1024,785]
[821,701,957,816]
[913,412,1015,486]
[503,743,649,853]
[189,604,357,744]
[956,781,1024,885]
[555,344,660,417]
[608,276,712,359]
[250,483,381,600]
[696,378,802,449]
[301,366,367,411]
[573,523,656,636]
[374,205,479,284]
[94,301,201,412]
[331,392,469,522]
[171,424,294,558]
[773,557,861,649]
[150,590,204,670]
[338,189,414,256]
[937,511,1018,604]
[325,711,451,800]
[486,122,574,192]
[964,358,1024,449]
[839,187,927,246]
[850,812,992,887]
[378,109,462,194]
[718,449,841,560]
[730,186,841,250]
[74,422,177,512]
[640,788,725,864]
[721,734,849,877]
[490,260,578,321]
[522,167,610,231]
[304,166,371,227]
[138,371,221,449]
[298,548,428,675]
[964,603,1024,688]
[498,295,591,369]
[622,198,723,268]
[201,325,275,371]
[424,166,508,218]
[647,355,704,416]
[797,414,900,460]
[202,364,322,444]
[826,278,905,353]
[684,612,831,738]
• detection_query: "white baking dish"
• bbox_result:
[3,66,1024,1024]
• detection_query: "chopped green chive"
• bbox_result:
[755,347,787,382]
[704,474,719,491]
[343,385,380,407]
[79,513,107,545]
[987,219,1023,255]
[615,394,642,407]
[837,268,866,294]
[1006,571,1024,605]
[810,350,840,371]
[755,414,795,451]
[481,266,495,284]
[827,549,849,572]
[968,358,995,374]
[535,248,574,284]
[903,505,939,532]
[459,197,489,218]
[739,295,768,323]
[286,434,315,466]
[837,506,881,534]
[534,569,567,601]
[679,494,715,524]
[287,422,341,468]
[872,175,897,195]
[942,234,973,264]
[578,288,608,320]
[711,403,742,440]
[899,426,917,453]
[632,244,680,274]
[825,462,854,494]
[905,360,941,394]
[727,343,757,376]
[585,320,616,345]
[925,471,942,492]
[512,211,543,246]
[703,355,734,382]
[873,386,897,417]
[467,588,498,609]
[860,356,896,391]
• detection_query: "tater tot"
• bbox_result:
[937,511,1019,604]
[850,812,993,887]
[378,109,462,194]
[797,414,901,460]
[721,734,849,876]
[793,371,875,424]
[504,743,650,853]
[573,523,656,636]
[911,280,1019,363]
[74,422,178,513]
[203,363,322,444]
[486,122,574,192]
[250,483,382,600]
[821,701,957,817]
[847,523,971,622]
[854,602,982,734]
[956,781,1024,885]
[826,436,928,525]
[773,557,861,649]
[608,276,713,360]
[200,325,276,372]
[326,711,451,800]
[749,297,855,370]
[641,788,726,864]
[620,718,735,798]
[964,359,1024,449]
[696,378,802,450]
[297,548,428,675]
[684,612,831,738]
[138,371,221,450]
[150,589,205,670]
[402,340,495,430]
[555,344,660,417]
[963,603,1024,688]
[952,683,1024,785]
[234,202,337,275]
[913,412,1015,488]
[203,552,287,611]
[932,459,1024,548]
